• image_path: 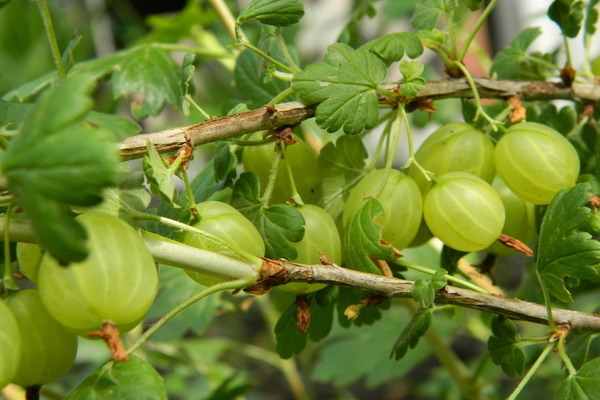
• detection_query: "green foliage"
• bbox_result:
[143,141,178,207]
[491,27,554,80]
[361,32,423,66]
[536,183,600,302]
[410,0,455,30]
[112,45,182,119]
[65,355,167,400]
[411,269,447,308]
[237,0,304,27]
[487,316,525,377]
[399,60,427,98]
[0,100,33,128]
[390,307,432,361]
[2,74,119,263]
[317,135,367,221]
[342,198,395,275]
[548,0,585,38]
[231,172,305,260]
[291,43,387,134]
[555,357,600,400]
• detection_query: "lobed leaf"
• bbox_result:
[230,172,305,260]
[291,43,387,134]
[342,198,395,275]
[361,32,423,65]
[555,357,600,400]
[548,0,585,38]
[585,0,600,35]
[112,45,182,119]
[410,0,455,30]
[487,316,525,377]
[0,100,34,128]
[65,355,167,400]
[2,74,119,263]
[237,0,304,27]
[390,307,432,360]
[317,135,367,222]
[491,27,555,80]
[411,269,447,308]
[142,140,178,207]
[536,183,600,302]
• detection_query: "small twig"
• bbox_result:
[88,322,129,361]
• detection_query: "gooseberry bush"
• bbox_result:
[2,0,600,399]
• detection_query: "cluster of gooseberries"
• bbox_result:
[1,212,158,393]
[1,119,579,394]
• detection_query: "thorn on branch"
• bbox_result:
[295,295,310,333]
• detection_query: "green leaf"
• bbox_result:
[85,111,141,140]
[400,60,425,80]
[145,267,221,340]
[308,293,335,342]
[342,198,395,275]
[112,45,182,119]
[191,160,234,204]
[548,0,585,38]
[274,300,307,358]
[314,305,434,387]
[410,0,455,29]
[440,245,467,274]
[487,316,525,377]
[491,27,555,80]
[390,307,432,360]
[0,100,34,128]
[555,357,600,400]
[361,32,423,65]
[74,168,151,216]
[536,183,600,302]
[411,268,448,308]
[2,74,119,263]
[142,140,178,207]
[214,142,236,182]
[291,43,387,134]
[234,45,291,109]
[65,355,167,400]
[466,0,485,11]
[317,135,367,222]
[237,0,304,27]
[230,172,305,260]
[585,0,599,35]
[417,29,447,48]
[567,331,600,369]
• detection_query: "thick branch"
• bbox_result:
[118,78,600,160]
[276,260,600,332]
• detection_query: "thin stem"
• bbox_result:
[397,260,490,295]
[260,148,283,204]
[127,276,256,354]
[535,269,557,332]
[556,332,577,376]
[281,144,303,205]
[458,0,499,62]
[271,71,295,83]
[2,204,18,291]
[206,0,240,43]
[184,94,212,120]
[383,109,401,172]
[451,61,500,130]
[241,41,296,74]
[445,7,459,59]
[275,33,301,73]
[399,106,429,181]
[506,342,556,400]
[523,54,562,72]
[166,148,190,175]
[563,36,573,69]
[268,87,295,105]
[34,0,66,81]
[177,167,199,222]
